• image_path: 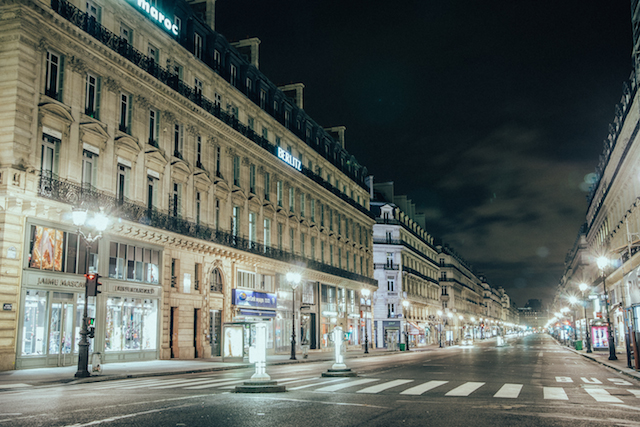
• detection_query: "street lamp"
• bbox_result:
[286,272,301,360]
[447,312,453,344]
[402,300,410,351]
[72,207,108,378]
[361,288,370,354]
[579,282,592,353]
[568,296,579,341]
[437,310,444,347]
[596,256,617,360]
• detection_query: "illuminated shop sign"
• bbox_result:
[277,147,302,171]
[232,289,277,309]
[135,0,179,36]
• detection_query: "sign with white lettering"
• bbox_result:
[232,289,277,309]
[277,147,302,171]
[134,0,179,36]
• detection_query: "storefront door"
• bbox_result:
[48,292,75,366]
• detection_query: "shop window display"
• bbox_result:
[108,242,159,284]
[28,225,97,274]
[22,290,48,355]
[105,297,157,352]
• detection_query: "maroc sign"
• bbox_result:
[135,0,179,36]
[277,147,302,171]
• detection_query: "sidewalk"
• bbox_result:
[0,345,437,388]
[557,340,640,381]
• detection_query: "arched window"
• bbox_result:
[210,268,223,293]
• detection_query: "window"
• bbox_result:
[329,209,333,231]
[170,258,179,287]
[194,263,201,291]
[329,245,334,266]
[104,298,157,352]
[284,110,290,127]
[41,133,60,176]
[262,126,268,140]
[301,233,306,257]
[246,77,252,93]
[116,163,130,201]
[237,270,256,289]
[388,303,395,318]
[320,204,324,226]
[310,237,316,260]
[210,268,223,292]
[215,199,220,230]
[148,43,159,62]
[174,15,182,34]
[248,116,255,131]
[232,206,240,237]
[264,218,271,248]
[387,277,395,292]
[108,242,159,284]
[214,92,221,108]
[120,23,132,43]
[194,77,203,97]
[260,89,267,109]
[277,223,283,249]
[194,33,203,59]
[82,149,97,189]
[310,199,315,222]
[195,192,201,225]
[85,73,101,118]
[172,62,183,80]
[170,182,182,217]
[233,156,240,187]
[119,93,132,133]
[338,247,342,269]
[277,181,283,207]
[86,1,101,22]
[228,103,238,119]
[321,241,325,263]
[290,228,295,252]
[147,175,158,210]
[249,164,256,193]
[148,109,159,147]
[360,256,363,274]
[440,272,447,281]
[45,51,64,101]
[196,136,203,168]
[289,187,294,212]
[386,252,393,267]
[215,146,221,177]
[171,123,184,158]
[213,50,221,69]
[300,193,305,217]
[230,64,237,86]
[264,172,270,201]
[249,212,256,244]
[345,217,349,239]
[276,136,281,147]
[29,225,98,274]
[346,251,350,271]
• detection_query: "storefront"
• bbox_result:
[229,288,277,354]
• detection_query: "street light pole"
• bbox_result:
[579,283,593,353]
[287,272,301,361]
[361,288,370,354]
[597,257,617,360]
[72,207,108,378]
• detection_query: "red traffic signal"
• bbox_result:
[85,273,102,297]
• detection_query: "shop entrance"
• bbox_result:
[48,293,75,366]
[301,313,316,349]
[210,310,221,357]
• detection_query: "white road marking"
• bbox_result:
[628,389,640,398]
[149,377,238,389]
[445,382,485,396]
[400,380,448,395]
[493,383,523,398]
[288,378,347,391]
[315,378,378,392]
[183,379,247,390]
[60,402,197,426]
[581,377,602,384]
[555,376,573,383]
[218,377,299,389]
[538,352,543,357]
[609,378,632,386]
[356,379,413,394]
[119,378,211,389]
[543,387,568,400]
[0,384,31,389]
[584,388,623,403]
[276,377,319,385]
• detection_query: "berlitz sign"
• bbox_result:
[277,147,302,171]
[135,0,179,36]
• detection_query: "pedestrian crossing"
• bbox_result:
[72,375,640,404]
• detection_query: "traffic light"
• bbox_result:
[85,273,102,297]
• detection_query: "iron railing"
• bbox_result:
[38,172,377,286]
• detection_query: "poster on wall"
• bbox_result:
[223,325,243,358]
[30,226,63,271]
[591,326,609,349]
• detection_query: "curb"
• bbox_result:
[565,347,640,382]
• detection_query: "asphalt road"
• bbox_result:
[1,334,639,427]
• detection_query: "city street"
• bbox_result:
[0,334,638,426]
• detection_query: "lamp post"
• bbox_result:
[287,272,301,360]
[597,256,617,360]
[437,310,444,347]
[560,307,570,346]
[72,207,108,378]
[568,296,579,341]
[579,283,592,353]
[361,288,370,354]
[402,300,410,351]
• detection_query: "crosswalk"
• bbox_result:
[70,375,640,404]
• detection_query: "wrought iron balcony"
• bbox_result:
[38,172,377,286]
[374,263,399,270]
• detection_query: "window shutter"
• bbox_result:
[177,183,182,217]
[155,111,160,141]
[179,125,184,152]
[97,6,102,24]
[95,76,102,119]
[92,154,98,187]
[127,96,132,133]
[57,55,65,102]
[152,178,158,209]
[53,139,61,175]
[124,167,130,198]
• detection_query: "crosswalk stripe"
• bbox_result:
[150,378,235,389]
[183,379,246,390]
[628,389,640,398]
[356,380,413,394]
[493,383,522,398]
[315,378,378,392]
[119,377,209,389]
[92,378,167,389]
[445,382,485,396]
[288,378,347,391]
[400,380,449,395]
[277,377,318,385]
[584,388,623,403]
[543,387,568,400]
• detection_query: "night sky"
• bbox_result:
[215,0,633,307]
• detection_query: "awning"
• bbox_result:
[238,309,276,318]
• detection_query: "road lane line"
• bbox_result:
[445,382,485,396]
[628,389,640,398]
[183,379,247,390]
[315,378,378,392]
[356,379,413,394]
[584,388,623,403]
[400,380,448,395]
[288,378,347,391]
[493,383,523,398]
[543,387,568,400]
